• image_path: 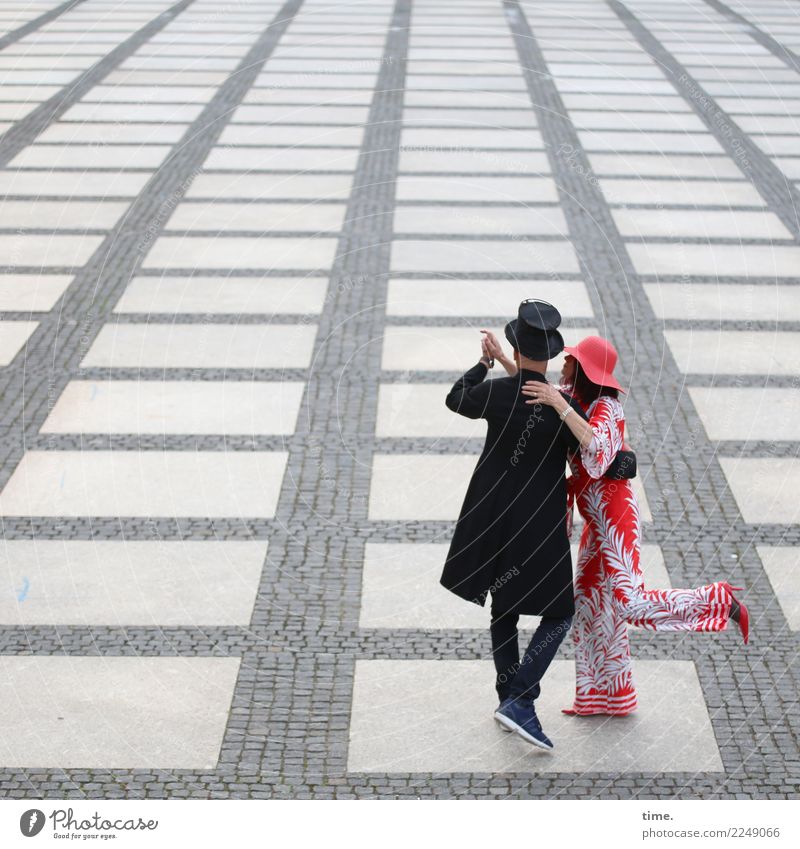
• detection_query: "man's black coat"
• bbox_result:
[440,362,585,617]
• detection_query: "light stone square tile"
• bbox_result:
[613,208,792,240]
[391,239,580,274]
[395,175,557,202]
[0,170,150,198]
[588,153,744,179]
[369,454,475,520]
[255,73,378,89]
[689,388,800,441]
[393,205,567,237]
[187,172,353,200]
[578,130,723,154]
[720,458,800,524]
[385,278,593,317]
[0,656,240,768]
[402,107,537,128]
[561,93,689,112]
[0,540,267,626]
[233,104,370,123]
[203,147,360,171]
[82,85,217,103]
[0,450,289,518]
[358,543,669,628]
[218,124,364,147]
[600,178,765,207]
[555,78,676,95]
[41,380,305,435]
[0,275,72,312]
[375,384,486,438]
[114,275,328,315]
[9,145,172,169]
[0,320,39,365]
[403,90,531,108]
[399,149,549,174]
[571,111,707,132]
[629,244,800,278]
[665,330,800,375]
[38,122,188,144]
[757,546,800,630]
[645,282,800,322]
[348,659,723,772]
[400,127,544,150]
[81,323,317,369]
[405,74,528,91]
[165,202,347,233]
[61,103,204,122]
[0,234,103,268]
[381,326,596,372]
[142,236,337,270]
[0,200,130,230]
[242,89,373,105]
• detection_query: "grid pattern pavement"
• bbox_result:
[0,0,798,799]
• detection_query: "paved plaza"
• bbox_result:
[0,0,798,799]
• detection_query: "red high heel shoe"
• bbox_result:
[721,582,749,645]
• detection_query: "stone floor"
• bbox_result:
[0,0,798,799]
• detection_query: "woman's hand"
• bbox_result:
[521,381,564,408]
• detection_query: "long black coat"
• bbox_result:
[440,363,586,617]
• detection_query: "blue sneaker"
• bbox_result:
[494,697,554,750]
[496,699,513,732]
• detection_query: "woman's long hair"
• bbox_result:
[568,360,619,409]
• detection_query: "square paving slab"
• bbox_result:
[40,380,305,435]
[0,234,103,268]
[395,175,557,202]
[645,283,800,322]
[114,275,328,315]
[689,388,800,441]
[665,330,800,376]
[0,540,267,627]
[0,450,289,518]
[0,320,39,366]
[391,239,580,274]
[187,172,353,200]
[719,458,800,524]
[348,659,723,773]
[629,244,800,278]
[0,275,72,312]
[393,205,567,237]
[358,542,670,628]
[142,236,338,271]
[757,546,800,630]
[0,656,240,768]
[385,278,593,317]
[81,323,317,369]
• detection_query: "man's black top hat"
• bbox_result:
[504,299,565,360]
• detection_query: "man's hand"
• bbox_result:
[481,329,518,376]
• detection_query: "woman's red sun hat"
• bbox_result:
[563,335,625,392]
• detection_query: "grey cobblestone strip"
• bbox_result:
[0,0,303,481]
[504,0,797,797]
[236,0,411,790]
[701,0,800,74]
[0,0,196,167]
[0,0,86,51]
[608,0,800,240]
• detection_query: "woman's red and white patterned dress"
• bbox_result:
[565,393,734,716]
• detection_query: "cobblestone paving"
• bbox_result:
[0,0,798,799]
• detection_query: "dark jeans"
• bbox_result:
[490,602,572,703]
